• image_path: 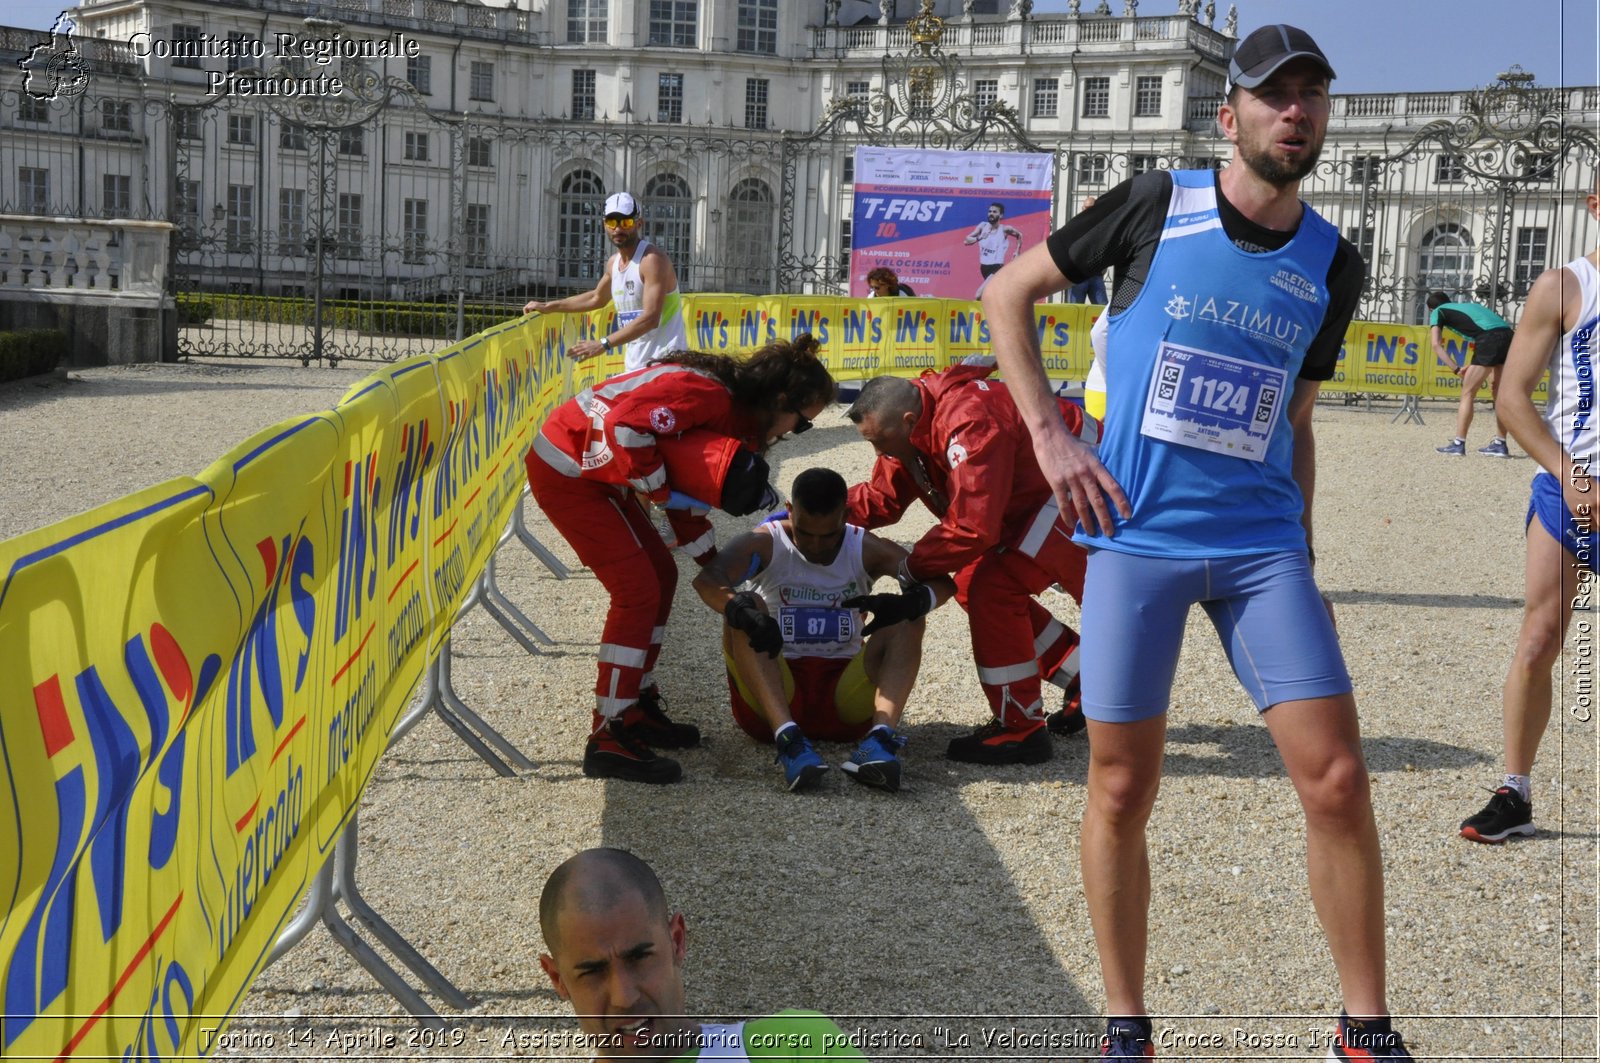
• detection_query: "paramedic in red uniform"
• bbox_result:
[526,336,836,784]
[845,363,1099,765]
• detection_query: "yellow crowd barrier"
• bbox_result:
[679,294,1546,404]
[0,312,594,1059]
[0,292,1533,1059]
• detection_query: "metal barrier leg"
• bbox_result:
[513,492,571,579]
[435,637,537,773]
[319,887,445,1027]
[267,857,334,968]
[334,813,473,1009]
[1390,395,1425,425]
[383,650,518,777]
[481,553,555,647]
[465,565,545,656]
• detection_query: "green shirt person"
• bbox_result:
[1427,291,1517,457]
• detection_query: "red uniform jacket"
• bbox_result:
[846,363,1100,582]
[531,362,762,561]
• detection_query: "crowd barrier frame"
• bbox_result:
[0,294,1526,1058]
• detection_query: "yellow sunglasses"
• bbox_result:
[603,216,637,230]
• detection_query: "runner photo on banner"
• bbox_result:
[849,148,1054,301]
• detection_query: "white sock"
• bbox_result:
[774,722,798,742]
[1503,773,1531,801]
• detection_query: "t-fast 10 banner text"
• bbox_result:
[849,147,1054,300]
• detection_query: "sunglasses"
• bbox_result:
[788,407,813,435]
[603,216,637,231]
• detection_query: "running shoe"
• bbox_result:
[1435,439,1465,456]
[1476,438,1511,457]
[1101,1019,1155,1061]
[1047,674,1088,736]
[842,727,908,793]
[1327,1016,1412,1060]
[1459,786,1534,843]
[583,720,682,784]
[774,726,828,791]
[946,718,1052,765]
[618,686,701,748]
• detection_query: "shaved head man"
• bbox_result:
[538,848,869,1063]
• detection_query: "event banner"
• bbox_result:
[0,315,579,1059]
[849,147,1054,300]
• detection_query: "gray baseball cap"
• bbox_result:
[1226,24,1336,93]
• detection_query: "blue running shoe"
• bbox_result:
[773,726,828,791]
[1435,439,1465,456]
[1101,1019,1154,1061]
[841,726,908,793]
[1477,438,1511,457]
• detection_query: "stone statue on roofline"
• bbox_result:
[1008,0,1033,19]
[1122,0,1137,16]
[1094,0,1112,15]
[1224,2,1237,36]
[963,0,976,18]
[880,0,892,26]
[1068,0,1080,13]
[1203,0,1215,27]
[825,0,841,25]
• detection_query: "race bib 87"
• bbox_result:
[779,606,855,646]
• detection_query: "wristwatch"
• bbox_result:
[601,336,612,352]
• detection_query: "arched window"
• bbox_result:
[724,177,775,294]
[557,169,605,287]
[642,173,693,287]
[1416,222,1476,320]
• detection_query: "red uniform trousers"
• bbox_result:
[526,454,676,727]
[952,502,1086,728]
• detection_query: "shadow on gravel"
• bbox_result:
[1326,589,1524,610]
[1161,722,1488,779]
[598,746,1100,1054]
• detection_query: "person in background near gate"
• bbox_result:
[845,364,1097,767]
[983,23,1412,1060]
[539,848,868,1062]
[525,336,835,785]
[1066,197,1108,305]
[1427,290,1517,457]
[693,467,954,793]
[1459,171,1600,844]
[523,192,688,374]
[865,267,915,297]
[965,202,1023,298]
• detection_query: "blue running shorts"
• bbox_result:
[1527,471,1598,572]
[1080,548,1353,722]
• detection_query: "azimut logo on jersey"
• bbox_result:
[1163,287,1308,353]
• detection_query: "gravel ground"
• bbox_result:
[1,360,1595,1061]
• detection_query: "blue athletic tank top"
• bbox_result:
[1079,169,1339,557]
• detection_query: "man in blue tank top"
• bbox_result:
[984,24,1410,1062]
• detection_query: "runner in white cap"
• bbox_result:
[525,191,690,373]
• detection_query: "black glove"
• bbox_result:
[725,591,783,658]
[720,448,773,517]
[842,583,937,637]
[757,482,781,512]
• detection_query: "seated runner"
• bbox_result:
[693,467,953,793]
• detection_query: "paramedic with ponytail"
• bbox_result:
[526,336,836,785]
